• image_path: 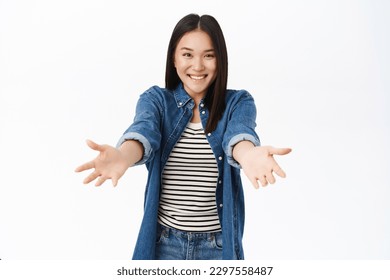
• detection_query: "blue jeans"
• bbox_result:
[155,224,223,260]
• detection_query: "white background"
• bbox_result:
[0,0,389,260]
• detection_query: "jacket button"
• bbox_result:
[219,180,222,184]
[219,204,223,208]
[207,133,211,137]
[201,111,205,115]
[200,103,204,107]
[218,156,223,161]
[179,102,183,106]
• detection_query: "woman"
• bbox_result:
[75,14,291,260]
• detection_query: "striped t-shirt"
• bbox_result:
[157,122,221,232]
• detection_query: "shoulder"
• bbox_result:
[222,89,258,121]
[139,85,175,103]
[225,89,255,105]
[142,85,171,97]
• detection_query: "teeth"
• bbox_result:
[189,75,206,80]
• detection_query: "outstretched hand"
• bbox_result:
[236,144,292,189]
[75,140,131,187]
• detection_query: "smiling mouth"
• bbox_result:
[188,74,207,80]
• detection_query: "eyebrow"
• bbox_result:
[180,47,215,52]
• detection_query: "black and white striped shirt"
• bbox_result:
[158,122,221,232]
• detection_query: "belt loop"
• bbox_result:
[163,226,170,238]
[208,232,215,242]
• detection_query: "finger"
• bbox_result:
[75,161,95,172]
[249,177,260,189]
[259,176,268,187]
[86,139,104,152]
[83,171,100,184]
[266,171,276,184]
[95,176,107,187]
[112,177,118,187]
[268,147,292,156]
[273,164,287,178]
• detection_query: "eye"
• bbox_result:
[205,53,215,59]
[182,53,192,58]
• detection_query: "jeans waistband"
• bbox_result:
[157,223,221,240]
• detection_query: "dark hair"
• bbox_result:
[165,14,228,133]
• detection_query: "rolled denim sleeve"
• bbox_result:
[222,90,261,168]
[116,87,162,166]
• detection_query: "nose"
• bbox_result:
[192,57,205,71]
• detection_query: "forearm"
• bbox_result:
[232,140,255,165]
[118,140,144,168]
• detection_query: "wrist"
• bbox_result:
[119,140,144,167]
[232,140,255,165]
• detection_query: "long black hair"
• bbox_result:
[165,14,228,134]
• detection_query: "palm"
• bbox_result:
[75,140,129,186]
[240,146,291,188]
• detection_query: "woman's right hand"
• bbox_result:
[75,139,132,187]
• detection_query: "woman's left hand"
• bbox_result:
[233,142,292,188]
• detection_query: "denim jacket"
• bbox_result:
[117,83,260,260]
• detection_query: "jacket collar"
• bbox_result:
[173,83,193,108]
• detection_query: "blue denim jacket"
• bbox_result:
[117,83,260,260]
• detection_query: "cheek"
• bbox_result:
[175,63,185,75]
[208,61,217,72]
[209,63,217,77]
[173,53,180,68]
[174,58,185,71]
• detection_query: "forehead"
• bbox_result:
[176,30,214,50]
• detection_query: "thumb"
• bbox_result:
[86,139,103,152]
[268,147,292,156]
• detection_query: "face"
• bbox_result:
[174,30,217,100]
